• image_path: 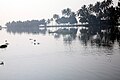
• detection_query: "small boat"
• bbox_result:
[0,43,9,48]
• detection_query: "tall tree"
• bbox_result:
[53,14,60,25]
[62,8,72,17]
[46,19,51,25]
[69,12,78,24]
[77,0,116,34]
[53,14,59,20]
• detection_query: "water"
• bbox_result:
[0,28,120,80]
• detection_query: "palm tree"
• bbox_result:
[53,14,59,20]
[62,9,67,16]
[53,14,60,25]
[77,5,90,24]
[62,8,72,17]
[40,19,46,26]
[46,19,51,25]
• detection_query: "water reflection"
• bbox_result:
[0,27,120,80]
[48,27,78,45]
[7,27,47,35]
[48,28,78,34]
[79,27,120,48]
[63,34,77,44]
[6,26,120,49]
[54,33,60,39]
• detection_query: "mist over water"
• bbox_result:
[0,0,120,80]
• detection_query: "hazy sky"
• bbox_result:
[0,0,118,26]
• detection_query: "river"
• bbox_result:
[0,28,120,80]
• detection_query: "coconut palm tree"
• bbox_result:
[53,14,59,20]
[53,14,60,25]
[62,8,72,17]
[46,19,51,25]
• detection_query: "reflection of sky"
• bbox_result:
[0,0,118,26]
[0,28,120,80]
[1,13,120,79]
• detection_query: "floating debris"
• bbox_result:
[5,40,7,42]
[34,40,36,42]
[34,43,36,45]
[37,43,40,45]
[29,38,40,46]
[29,38,33,40]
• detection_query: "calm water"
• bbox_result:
[0,28,120,80]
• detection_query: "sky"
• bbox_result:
[0,0,118,26]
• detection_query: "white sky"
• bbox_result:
[0,0,118,26]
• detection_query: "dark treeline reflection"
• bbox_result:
[48,27,78,44]
[53,33,77,44]
[79,26,120,47]
[7,26,47,35]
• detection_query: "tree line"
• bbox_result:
[6,0,120,31]
[77,0,120,33]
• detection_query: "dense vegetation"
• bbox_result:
[6,0,120,34]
